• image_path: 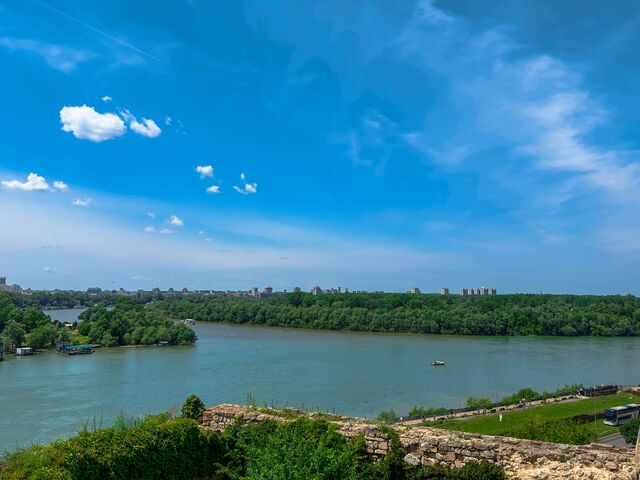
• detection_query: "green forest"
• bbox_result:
[77,299,196,347]
[150,292,640,336]
[0,294,196,350]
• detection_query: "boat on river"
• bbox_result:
[432,360,446,366]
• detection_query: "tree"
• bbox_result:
[100,332,118,347]
[376,410,398,424]
[181,394,205,422]
[621,419,640,445]
[466,397,493,410]
[2,320,26,349]
[27,325,56,349]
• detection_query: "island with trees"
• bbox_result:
[150,292,640,337]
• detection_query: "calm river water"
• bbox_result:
[1,308,639,452]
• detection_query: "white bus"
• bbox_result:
[603,404,640,426]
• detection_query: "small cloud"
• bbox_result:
[102,95,112,102]
[53,181,69,191]
[2,172,50,191]
[206,185,221,194]
[196,165,214,178]
[60,105,126,142]
[131,118,161,138]
[233,173,257,195]
[147,212,155,218]
[71,197,94,207]
[169,215,184,227]
[144,226,172,234]
[205,238,212,242]
[165,116,172,125]
[198,230,205,235]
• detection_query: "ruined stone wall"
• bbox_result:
[202,405,638,480]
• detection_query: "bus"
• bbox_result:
[603,404,640,426]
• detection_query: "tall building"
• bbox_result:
[0,277,6,287]
[292,286,301,293]
[263,286,273,295]
[311,286,322,295]
[440,288,449,295]
[409,287,421,294]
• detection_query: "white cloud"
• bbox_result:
[72,197,94,207]
[53,181,69,191]
[169,215,184,227]
[60,105,126,142]
[102,96,112,103]
[144,226,172,234]
[2,173,50,191]
[196,165,214,178]
[206,185,221,194]
[234,173,257,195]
[129,117,162,138]
[165,116,172,125]
[198,230,205,235]
[147,212,155,218]
[0,37,95,73]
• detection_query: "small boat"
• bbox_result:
[182,318,196,326]
[432,360,446,366]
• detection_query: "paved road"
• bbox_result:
[596,432,629,449]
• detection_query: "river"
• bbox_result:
[1,308,639,452]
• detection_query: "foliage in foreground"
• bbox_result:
[621,419,640,445]
[181,394,206,422]
[1,412,507,480]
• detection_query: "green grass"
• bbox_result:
[431,392,640,439]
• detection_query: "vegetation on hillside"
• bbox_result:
[1,402,507,480]
[78,298,196,347]
[429,392,640,444]
[150,292,640,336]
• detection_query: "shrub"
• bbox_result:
[181,394,206,422]
[466,397,493,410]
[377,410,399,424]
[621,419,640,445]
[509,417,597,445]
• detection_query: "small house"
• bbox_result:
[16,347,33,356]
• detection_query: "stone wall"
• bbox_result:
[201,404,638,480]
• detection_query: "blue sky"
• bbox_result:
[1,0,639,294]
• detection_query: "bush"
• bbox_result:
[377,410,399,423]
[466,397,493,410]
[621,419,640,445]
[181,394,206,422]
[1,417,225,480]
[509,417,597,445]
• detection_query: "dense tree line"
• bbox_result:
[150,292,640,336]
[0,294,68,350]
[78,298,196,346]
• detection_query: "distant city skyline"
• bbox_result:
[1,1,639,295]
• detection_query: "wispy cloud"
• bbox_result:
[72,197,94,207]
[233,173,257,195]
[0,37,95,72]
[169,215,184,227]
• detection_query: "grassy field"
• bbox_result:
[430,392,640,439]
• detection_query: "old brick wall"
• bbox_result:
[201,405,638,480]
